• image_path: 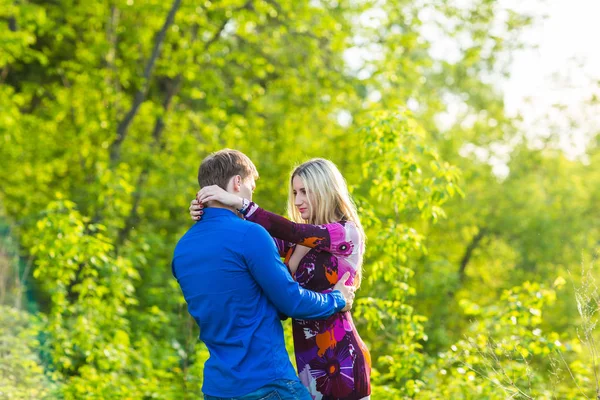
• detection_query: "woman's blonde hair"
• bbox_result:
[287,158,366,287]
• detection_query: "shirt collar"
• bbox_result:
[199,207,240,220]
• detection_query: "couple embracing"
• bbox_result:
[173,149,371,400]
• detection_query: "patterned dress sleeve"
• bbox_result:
[244,202,363,259]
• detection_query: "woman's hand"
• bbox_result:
[189,199,204,221]
[189,186,245,221]
[197,185,244,209]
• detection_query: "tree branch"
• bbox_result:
[459,227,488,282]
[115,0,257,248]
[106,5,121,112]
[8,16,17,31]
[115,76,181,249]
[0,66,9,84]
[1,17,18,84]
[109,0,182,164]
[204,0,253,50]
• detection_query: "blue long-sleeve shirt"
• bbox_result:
[172,208,346,397]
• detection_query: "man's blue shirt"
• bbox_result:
[172,208,345,397]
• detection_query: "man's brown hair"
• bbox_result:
[198,149,258,189]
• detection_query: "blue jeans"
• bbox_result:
[203,379,311,400]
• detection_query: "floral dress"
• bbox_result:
[244,203,371,400]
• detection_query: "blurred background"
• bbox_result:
[1,0,599,398]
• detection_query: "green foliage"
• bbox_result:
[25,201,138,397]
[352,111,462,396]
[419,279,593,399]
[0,306,56,399]
[1,0,599,398]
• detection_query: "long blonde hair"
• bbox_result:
[287,158,366,287]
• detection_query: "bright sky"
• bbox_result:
[342,0,600,166]
[502,0,600,158]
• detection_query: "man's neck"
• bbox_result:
[206,200,239,216]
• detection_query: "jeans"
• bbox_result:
[203,379,311,400]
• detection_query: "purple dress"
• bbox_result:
[244,203,371,400]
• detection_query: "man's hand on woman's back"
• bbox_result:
[333,272,356,312]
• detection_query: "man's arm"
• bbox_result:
[242,224,349,319]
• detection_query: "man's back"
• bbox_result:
[172,208,298,397]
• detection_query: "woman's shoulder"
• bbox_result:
[326,220,362,249]
[339,219,356,227]
[321,219,358,232]
[332,219,358,234]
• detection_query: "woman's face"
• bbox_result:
[292,175,311,220]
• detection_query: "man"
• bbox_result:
[172,149,355,400]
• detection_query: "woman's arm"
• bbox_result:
[245,203,363,287]
[194,185,362,256]
[244,203,359,257]
[190,197,293,257]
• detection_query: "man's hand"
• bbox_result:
[333,272,356,312]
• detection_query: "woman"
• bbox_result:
[190,158,371,400]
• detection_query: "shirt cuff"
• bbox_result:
[330,290,346,312]
[242,202,259,218]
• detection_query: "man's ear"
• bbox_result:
[232,175,242,192]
